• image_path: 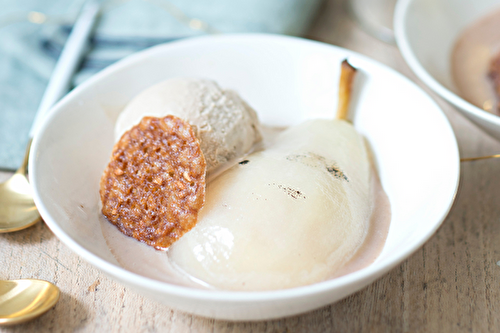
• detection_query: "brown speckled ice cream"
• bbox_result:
[115,78,262,174]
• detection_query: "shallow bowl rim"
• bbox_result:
[29,33,460,303]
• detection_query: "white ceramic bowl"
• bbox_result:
[30,34,459,320]
[395,0,500,139]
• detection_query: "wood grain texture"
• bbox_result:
[3,0,500,331]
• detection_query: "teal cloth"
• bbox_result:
[0,0,323,170]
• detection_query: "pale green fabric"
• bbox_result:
[0,0,323,170]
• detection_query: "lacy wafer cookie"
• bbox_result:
[100,115,206,250]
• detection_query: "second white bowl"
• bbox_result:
[395,0,500,139]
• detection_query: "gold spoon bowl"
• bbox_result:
[0,279,60,326]
[0,140,41,233]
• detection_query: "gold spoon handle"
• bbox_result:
[15,139,32,176]
[460,154,500,162]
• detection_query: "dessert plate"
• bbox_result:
[30,34,459,320]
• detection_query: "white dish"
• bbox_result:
[29,34,459,320]
[394,0,500,139]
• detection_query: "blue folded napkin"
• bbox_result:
[0,0,323,170]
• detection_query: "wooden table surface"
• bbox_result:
[3,0,500,331]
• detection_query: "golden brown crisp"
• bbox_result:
[100,115,206,250]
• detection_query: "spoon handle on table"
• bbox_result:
[29,0,100,138]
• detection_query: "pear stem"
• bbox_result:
[336,60,358,121]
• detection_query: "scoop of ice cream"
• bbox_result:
[115,78,262,173]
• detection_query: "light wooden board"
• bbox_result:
[3,0,500,331]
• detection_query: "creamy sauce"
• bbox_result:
[451,7,500,113]
[100,126,391,290]
[100,214,202,288]
[329,169,390,279]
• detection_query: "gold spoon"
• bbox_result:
[0,141,39,232]
[0,279,60,326]
[461,154,500,162]
[0,0,100,233]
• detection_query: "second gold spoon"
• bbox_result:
[0,279,60,326]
